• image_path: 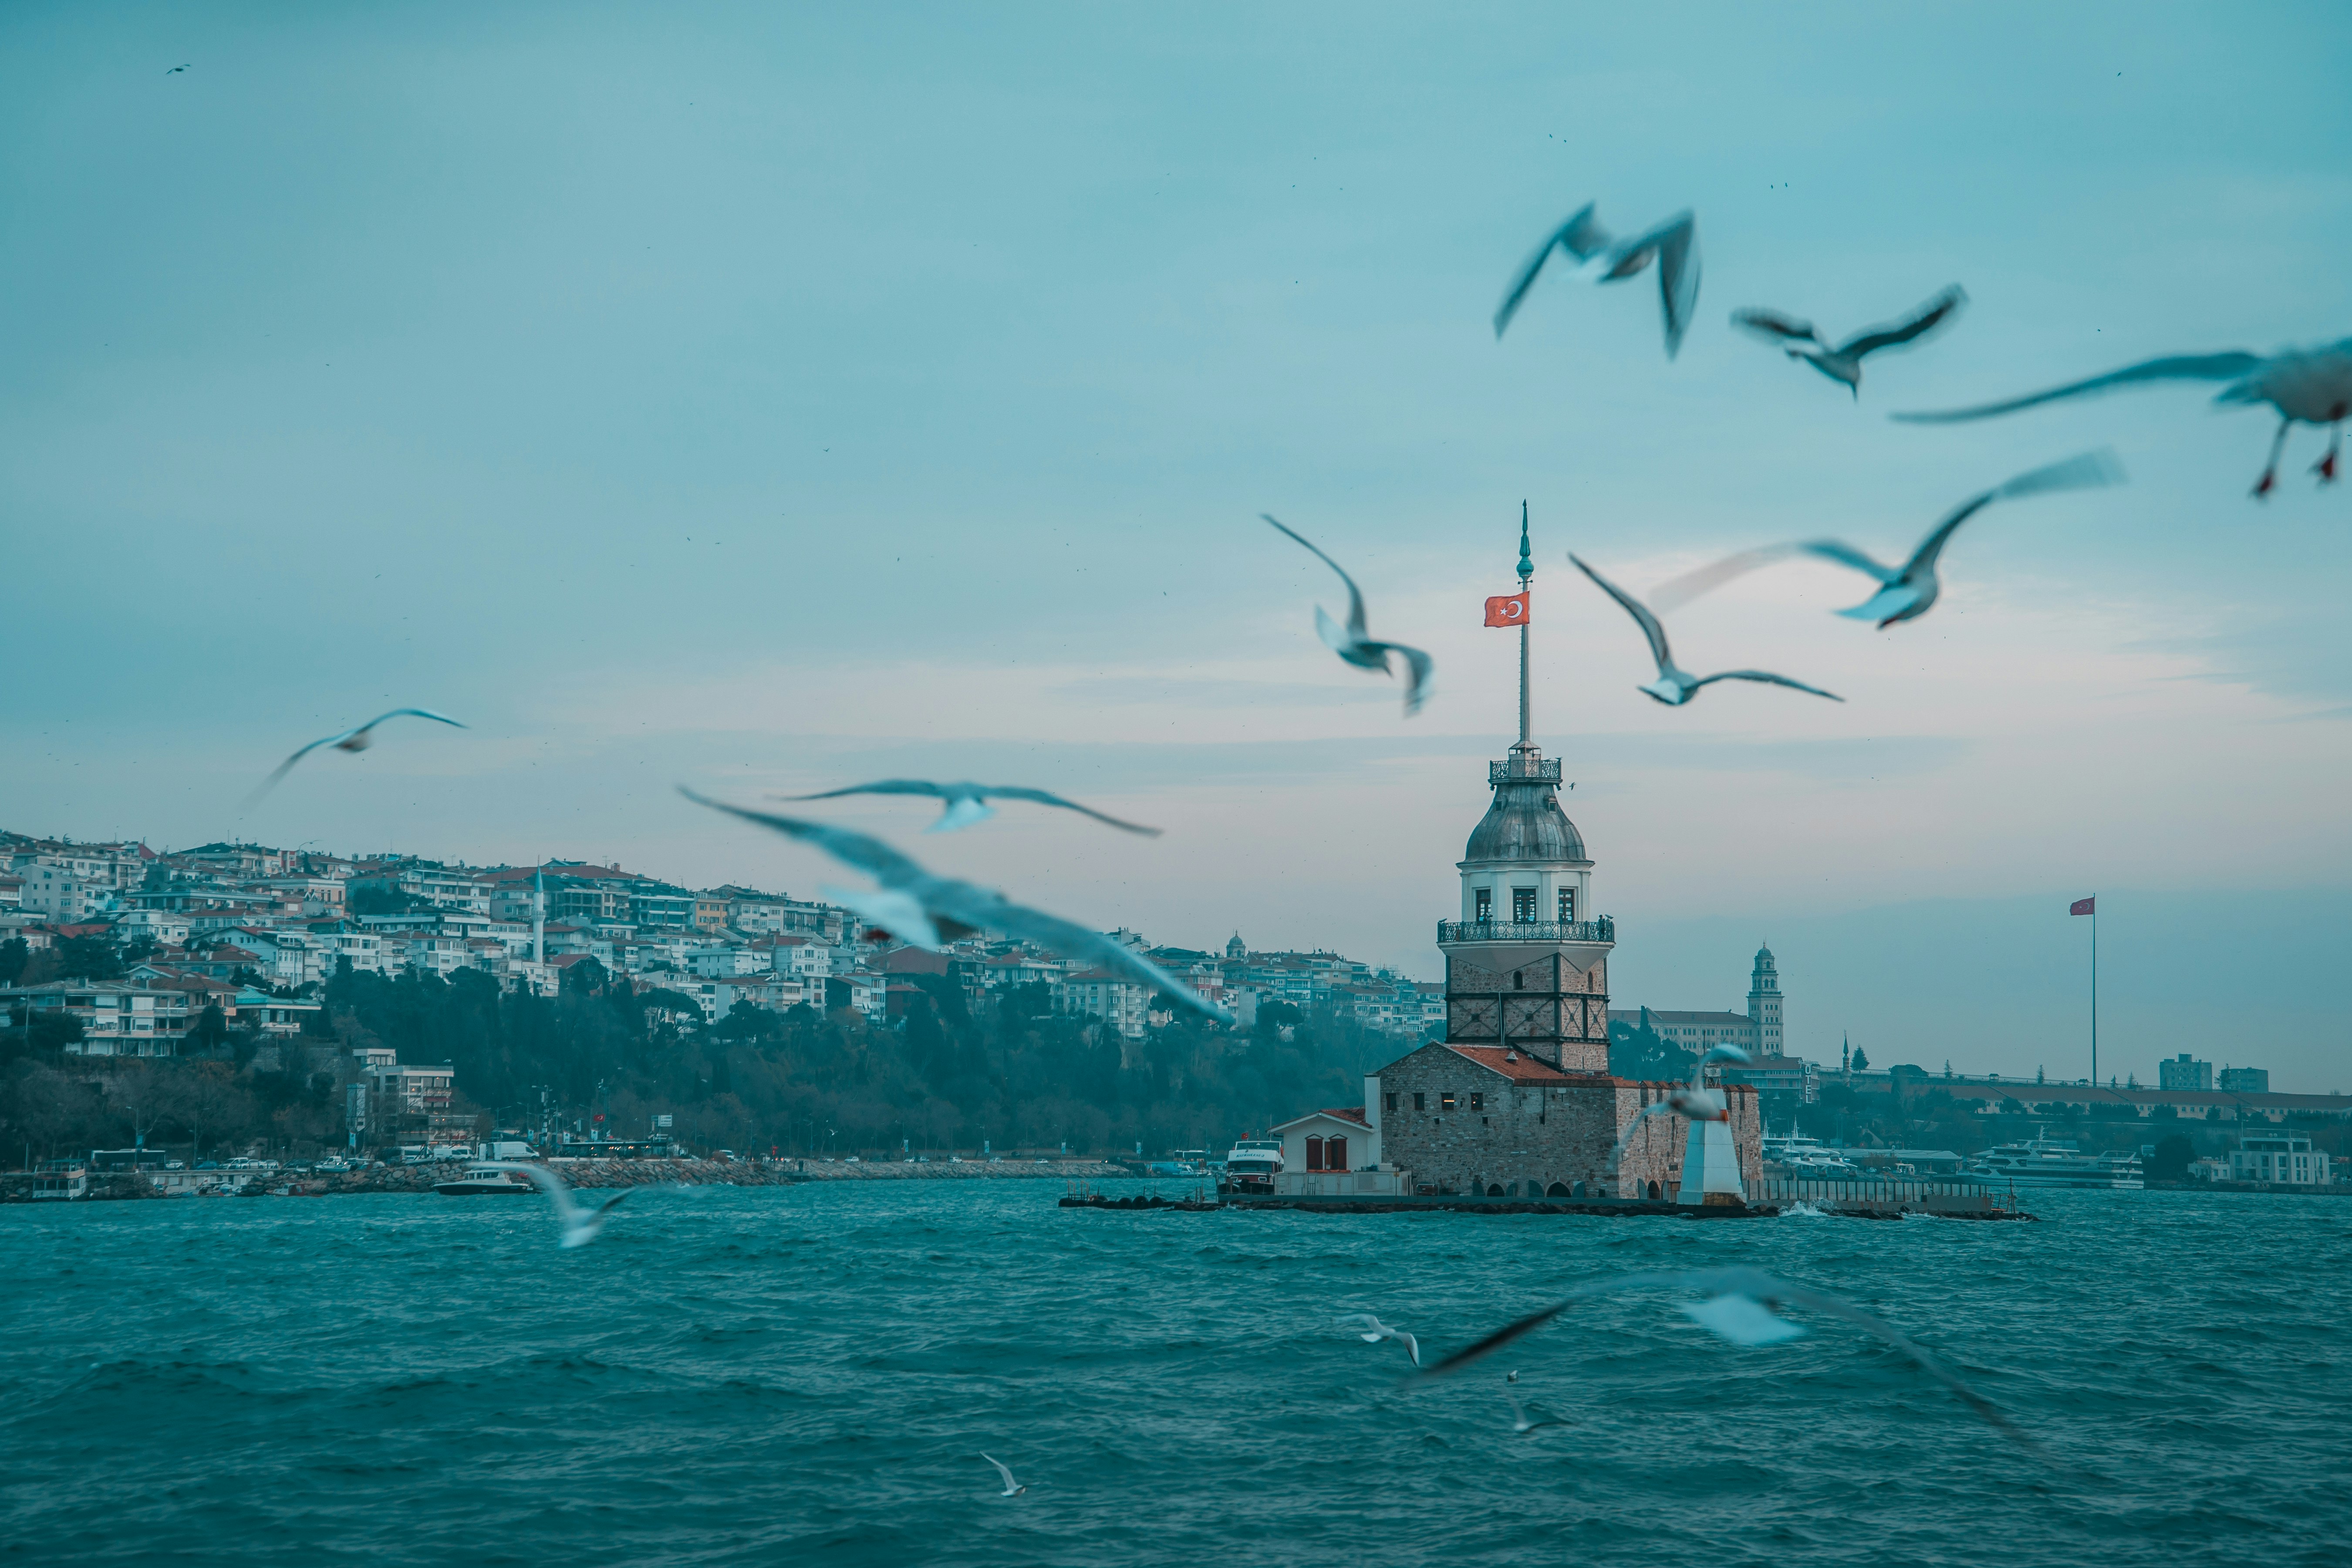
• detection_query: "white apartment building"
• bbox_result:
[2231,1133,2333,1186]
[0,981,190,1056]
[1056,969,1149,1039]
[690,946,771,978]
[18,867,105,921]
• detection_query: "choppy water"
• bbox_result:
[3,1182,2346,1567]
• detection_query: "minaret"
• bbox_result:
[533,867,545,965]
[1439,504,1615,1072]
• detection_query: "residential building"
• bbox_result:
[367,1062,456,1136]
[689,946,770,978]
[2231,1132,2332,1186]
[17,867,106,922]
[2160,1055,2214,1092]
[1056,969,1149,1039]
[2219,1067,2270,1094]
[0,981,191,1056]
[1270,1105,1380,1173]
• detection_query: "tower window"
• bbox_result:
[1474,888,1492,921]
[1512,887,1537,922]
[1558,887,1575,922]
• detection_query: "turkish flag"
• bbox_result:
[1484,591,1530,627]
[2069,897,2095,916]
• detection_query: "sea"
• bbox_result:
[3,1180,2345,1567]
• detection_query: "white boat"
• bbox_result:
[1760,1127,1862,1177]
[1218,1138,1284,1195]
[432,1164,538,1197]
[31,1160,89,1200]
[1967,1135,2143,1190]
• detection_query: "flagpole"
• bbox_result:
[2091,899,2098,1087]
[1517,501,1532,749]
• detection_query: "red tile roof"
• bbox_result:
[1318,1106,1370,1126]
[1445,1045,1583,1083]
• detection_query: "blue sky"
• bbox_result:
[4,3,2348,1087]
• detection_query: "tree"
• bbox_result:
[1609,1018,1697,1083]
[2147,1134,2195,1182]
[168,1063,253,1163]
[56,934,125,982]
[1848,1047,1870,1071]
[0,937,28,986]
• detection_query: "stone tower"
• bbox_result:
[1745,944,1782,1056]
[1439,505,1614,1071]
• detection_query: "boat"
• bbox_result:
[1760,1126,1862,1177]
[1967,1134,2143,1190]
[432,1164,539,1197]
[31,1160,89,1200]
[1218,1137,1284,1196]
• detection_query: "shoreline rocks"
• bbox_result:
[5,1156,1134,1201]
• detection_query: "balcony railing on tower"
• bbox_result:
[1438,916,1615,944]
[1489,756,1563,785]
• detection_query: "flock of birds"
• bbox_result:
[226,193,2349,1490]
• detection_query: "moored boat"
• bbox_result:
[1967,1134,2142,1190]
[1218,1138,1283,1196]
[432,1164,539,1197]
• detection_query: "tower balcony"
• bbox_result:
[1490,756,1563,785]
[1438,916,1614,945]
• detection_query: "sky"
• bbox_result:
[3,3,2349,1089]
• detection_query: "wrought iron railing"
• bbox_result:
[1437,917,1615,944]
[1488,757,1564,785]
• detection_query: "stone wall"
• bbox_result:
[1374,1042,1763,1199]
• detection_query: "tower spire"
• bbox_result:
[1516,500,1533,752]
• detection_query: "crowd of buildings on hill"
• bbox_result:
[0,830,1447,1057]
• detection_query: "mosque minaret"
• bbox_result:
[1365,508,1762,1203]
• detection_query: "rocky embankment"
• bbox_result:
[4,1156,1131,1201]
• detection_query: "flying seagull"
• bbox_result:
[1733,284,1967,398]
[1891,337,2352,497]
[1569,556,1841,707]
[1653,451,2125,630]
[981,1454,1027,1498]
[1494,202,1700,358]
[166,63,189,74]
[774,780,1159,836]
[1505,1389,1571,1435]
[679,789,1233,1025]
[1607,1044,1751,1189]
[1410,1266,2025,1442]
[1263,516,1433,716]
[1339,1312,1421,1368]
[243,708,466,808]
[479,1162,630,1249]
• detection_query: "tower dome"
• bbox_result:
[1465,770,1586,863]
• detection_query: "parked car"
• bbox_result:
[196,1161,219,1170]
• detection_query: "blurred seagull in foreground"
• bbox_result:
[1653,451,2125,631]
[1263,516,1433,716]
[1606,1045,1751,1186]
[1733,284,1966,398]
[679,790,1232,1025]
[244,708,466,808]
[1505,1389,1571,1435]
[1340,1313,1421,1368]
[1893,337,2352,497]
[1412,1266,2025,1442]
[981,1455,1026,1498]
[1569,556,1841,707]
[1494,202,1700,358]
[480,1162,629,1249]
[775,780,1160,836]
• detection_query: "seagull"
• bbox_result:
[1494,202,1700,358]
[1263,516,1433,715]
[479,1162,630,1249]
[166,64,190,74]
[1339,1312,1421,1367]
[243,708,466,807]
[1504,1389,1571,1435]
[981,1454,1026,1497]
[1653,452,2125,631]
[1606,1045,1752,1187]
[773,780,1159,836]
[1410,1266,2025,1441]
[1733,285,1966,398]
[1891,337,2352,498]
[1505,1369,1519,1384]
[1569,556,1841,707]
[680,789,1233,1024]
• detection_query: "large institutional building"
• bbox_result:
[1361,526,1761,1201]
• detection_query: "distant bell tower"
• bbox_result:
[1745,944,1781,1056]
[1439,503,1614,1072]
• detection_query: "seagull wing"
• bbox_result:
[1901,448,2125,583]
[1731,307,1819,345]
[929,883,1232,1025]
[1412,1269,1710,1381]
[1265,515,1368,641]
[981,1454,1019,1489]
[352,708,466,737]
[1643,212,1699,358]
[1493,203,1606,337]
[1606,1100,1678,1172]
[1356,640,1434,716]
[970,787,1162,836]
[1569,555,1673,674]
[1890,351,2265,422]
[480,1161,582,1226]
[1649,543,1806,614]
[1686,670,1844,702]
[240,730,356,810]
[1799,539,1901,584]
[1394,1330,1421,1367]
[781,780,953,803]
[1836,284,1967,360]
[679,789,930,890]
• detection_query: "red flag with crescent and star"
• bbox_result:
[2070,896,2095,916]
[1485,591,1529,627]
